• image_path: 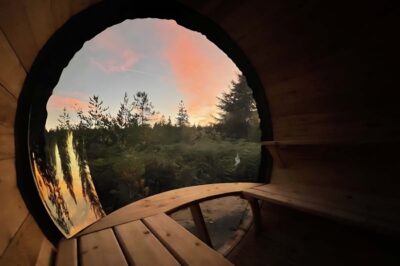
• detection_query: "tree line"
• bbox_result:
[55,74,259,142]
[44,74,261,213]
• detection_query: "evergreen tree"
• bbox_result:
[176,100,189,127]
[57,108,72,130]
[87,95,111,129]
[216,74,259,139]
[133,91,155,126]
[116,92,136,128]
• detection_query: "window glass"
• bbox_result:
[30,18,261,237]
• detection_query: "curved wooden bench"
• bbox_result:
[80,182,262,235]
[243,184,400,235]
[56,183,262,266]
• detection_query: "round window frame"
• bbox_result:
[15,0,273,244]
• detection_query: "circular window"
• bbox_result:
[19,2,271,240]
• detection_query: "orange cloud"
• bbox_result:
[88,27,139,73]
[156,20,240,125]
[47,95,88,111]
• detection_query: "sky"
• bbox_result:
[46,18,241,129]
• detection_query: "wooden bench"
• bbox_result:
[55,183,264,265]
[56,213,232,266]
[243,184,400,235]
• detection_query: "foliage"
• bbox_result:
[133,91,156,126]
[216,74,260,140]
[176,100,189,127]
[43,74,262,213]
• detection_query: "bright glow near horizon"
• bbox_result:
[46,18,241,129]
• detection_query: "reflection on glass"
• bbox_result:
[31,131,105,237]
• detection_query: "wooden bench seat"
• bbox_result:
[56,213,232,266]
[243,184,400,235]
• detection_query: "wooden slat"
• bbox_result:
[114,220,179,266]
[0,29,26,97]
[0,126,14,160]
[79,228,127,266]
[0,215,46,265]
[243,184,400,234]
[0,0,39,70]
[0,84,17,127]
[80,183,262,235]
[55,238,77,266]
[23,0,56,49]
[247,198,262,233]
[51,0,71,30]
[35,237,55,266]
[255,184,400,221]
[0,159,28,255]
[143,213,233,266]
[190,203,212,247]
[70,0,100,16]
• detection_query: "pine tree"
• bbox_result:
[176,100,189,127]
[133,91,155,126]
[216,74,259,139]
[87,95,110,129]
[57,108,72,130]
[116,92,136,128]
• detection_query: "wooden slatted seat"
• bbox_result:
[79,182,261,235]
[54,183,263,265]
[243,184,400,235]
[143,213,232,266]
[56,213,232,266]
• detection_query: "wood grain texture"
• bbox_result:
[70,0,100,16]
[114,220,179,266]
[190,202,212,247]
[0,159,28,256]
[55,238,77,266]
[0,84,17,127]
[80,183,262,235]
[35,237,55,266]
[0,0,39,70]
[79,228,127,266]
[23,0,56,49]
[244,184,400,235]
[0,215,46,265]
[0,29,26,98]
[0,126,15,160]
[51,0,71,30]
[143,213,232,266]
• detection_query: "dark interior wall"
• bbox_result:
[181,0,400,196]
[228,203,399,266]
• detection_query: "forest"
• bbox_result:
[44,74,261,214]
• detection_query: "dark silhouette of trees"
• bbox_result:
[57,108,72,130]
[216,74,259,140]
[176,100,189,127]
[116,92,137,129]
[133,91,155,126]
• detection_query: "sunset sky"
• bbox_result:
[46,18,241,129]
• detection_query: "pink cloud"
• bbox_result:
[155,20,240,124]
[88,27,139,73]
[47,95,88,111]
